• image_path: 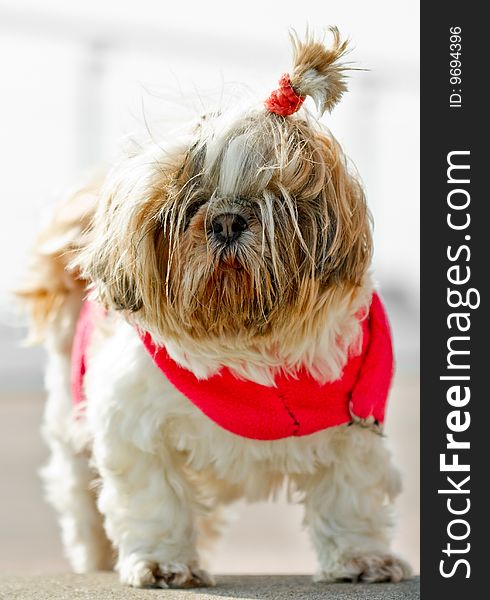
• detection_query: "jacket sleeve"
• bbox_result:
[348,293,395,428]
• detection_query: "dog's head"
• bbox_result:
[78,30,372,348]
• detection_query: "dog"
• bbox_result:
[18,29,412,588]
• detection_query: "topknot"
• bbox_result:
[264,28,352,117]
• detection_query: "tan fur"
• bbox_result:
[290,27,351,114]
[16,181,99,346]
[71,112,371,364]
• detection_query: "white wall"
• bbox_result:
[0,0,419,379]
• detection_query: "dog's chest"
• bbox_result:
[85,319,349,483]
[166,404,344,487]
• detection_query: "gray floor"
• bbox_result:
[0,573,420,600]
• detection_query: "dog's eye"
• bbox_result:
[184,199,207,228]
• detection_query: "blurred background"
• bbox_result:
[0,0,419,576]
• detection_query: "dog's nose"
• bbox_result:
[211,213,248,244]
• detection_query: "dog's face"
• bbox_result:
[80,109,371,345]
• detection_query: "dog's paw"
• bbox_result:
[314,553,412,583]
[120,559,214,588]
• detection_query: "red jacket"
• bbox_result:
[72,293,393,440]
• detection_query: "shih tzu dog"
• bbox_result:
[18,30,412,588]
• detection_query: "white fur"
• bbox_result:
[40,294,113,572]
[39,292,411,587]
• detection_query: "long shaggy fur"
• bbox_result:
[290,27,351,114]
[17,31,411,588]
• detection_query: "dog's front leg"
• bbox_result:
[298,427,412,583]
[88,374,212,587]
[91,425,213,588]
[82,327,215,589]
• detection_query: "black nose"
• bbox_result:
[211,213,248,244]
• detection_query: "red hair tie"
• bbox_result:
[264,73,305,116]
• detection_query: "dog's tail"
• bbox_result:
[15,179,99,349]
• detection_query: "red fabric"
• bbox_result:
[71,293,394,440]
[264,73,305,116]
[71,301,96,407]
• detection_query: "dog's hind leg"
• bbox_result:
[40,303,113,572]
[15,180,111,570]
[41,433,113,572]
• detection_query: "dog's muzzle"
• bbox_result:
[210,212,248,245]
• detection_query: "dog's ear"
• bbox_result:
[76,210,144,313]
[73,153,171,314]
[88,259,143,313]
[317,136,373,289]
